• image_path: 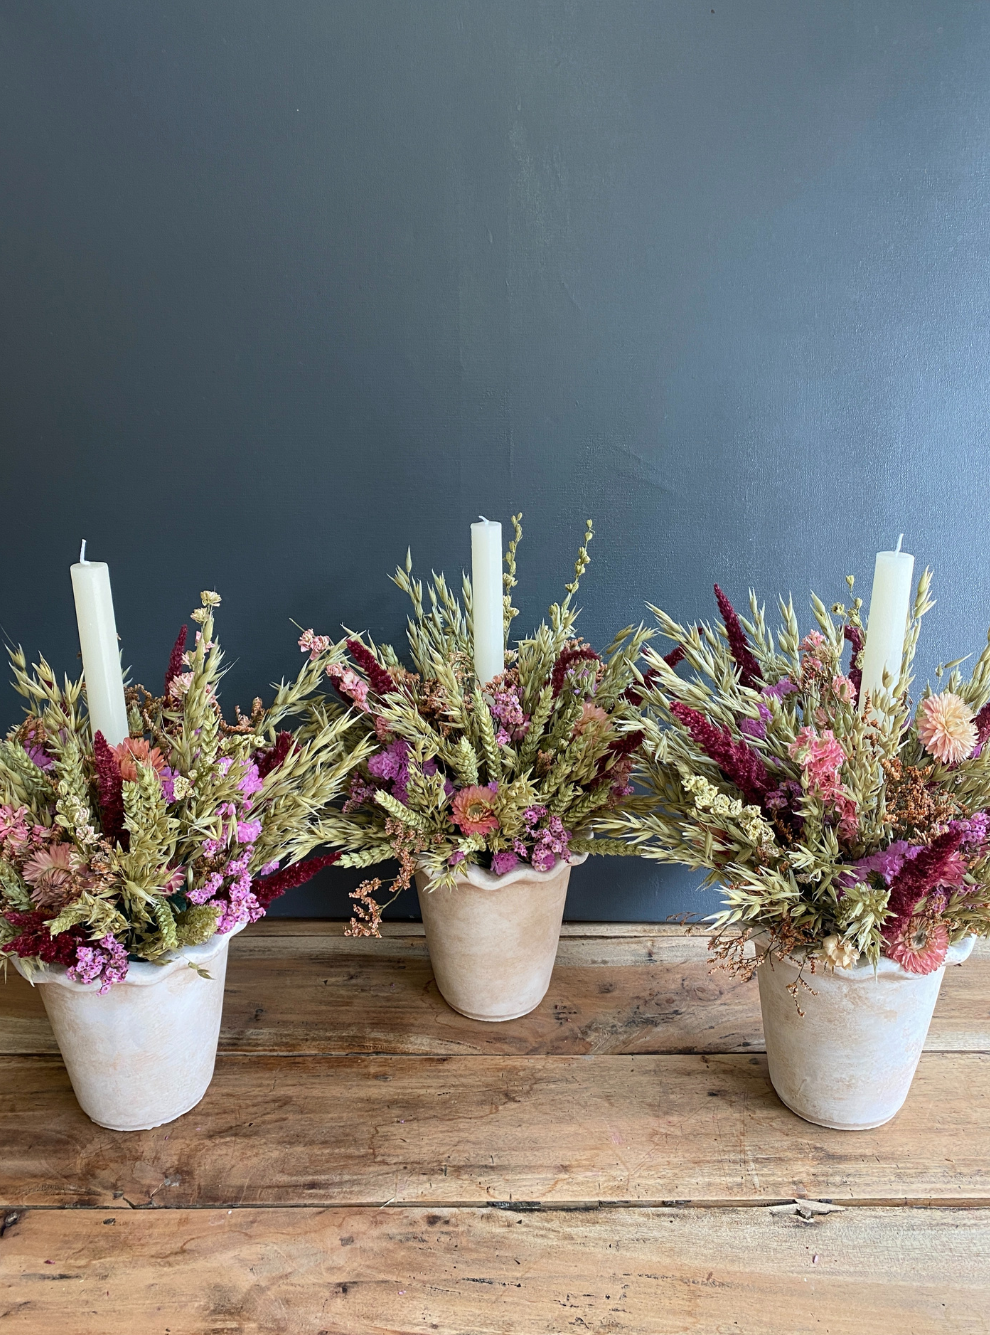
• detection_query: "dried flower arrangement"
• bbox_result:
[0,592,373,989]
[299,518,651,934]
[595,573,990,975]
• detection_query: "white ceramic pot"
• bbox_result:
[756,934,975,1131]
[12,921,245,1131]
[415,853,587,1022]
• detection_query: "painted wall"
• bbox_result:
[1,1,988,919]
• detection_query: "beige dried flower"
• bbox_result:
[917,692,977,765]
[821,934,860,970]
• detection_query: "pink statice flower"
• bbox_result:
[236,819,262,845]
[448,850,466,867]
[343,772,378,814]
[488,682,530,743]
[238,762,264,797]
[739,701,772,741]
[188,871,225,905]
[67,935,130,993]
[951,813,990,849]
[762,679,798,699]
[24,744,53,771]
[841,839,967,894]
[491,850,519,876]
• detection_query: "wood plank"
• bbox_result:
[3,935,986,1058]
[248,920,699,937]
[2,1052,988,1208]
[1,1205,987,1334]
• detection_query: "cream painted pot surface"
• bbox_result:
[756,934,975,1131]
[12,920,245,1131]
[415,853,587,1022]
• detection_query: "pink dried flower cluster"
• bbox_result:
[788,726,858,840]
[488,680,530,746]
[66,935,130,993]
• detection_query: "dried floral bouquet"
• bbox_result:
[299,518,651,934]
[596,574,990,975]
[0,591,374,989]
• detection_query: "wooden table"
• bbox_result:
[1,921,988,1333]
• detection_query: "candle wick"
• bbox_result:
[79,540,88,565]
[478,515,488,523]
[895,533,904,553]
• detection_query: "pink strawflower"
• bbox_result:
[451,785,500,837]
[169,671,194,701]
[917,692,977,765]
[884,916,949,975]
[112,737,167,782]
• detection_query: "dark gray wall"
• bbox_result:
[1,1,989,920]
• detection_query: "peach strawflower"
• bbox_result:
[113,737,167,782]
[573,701,610,738]
[916,692,977,765]
[451,785,500,837]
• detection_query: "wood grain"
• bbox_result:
[2,1204,987,1334]
[2,1051,988,1208]
[3,927,987,1057]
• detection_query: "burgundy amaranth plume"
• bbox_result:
[669,701,772,808]
[251,852,342,910]
[163,625,188,694]
[843,624,865,704]
[550,646,601,698]
[974,702,990,751]
[93,730,127,849]
[346,639,396,698]
[1,910,87,964]
[885,828,965,924]
[595,728,645,782]
[256,731,294,781]
[713,585,762,691]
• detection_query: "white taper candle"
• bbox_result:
[70,541,129,746]
[858,535,915,710]
[471,517,504,686]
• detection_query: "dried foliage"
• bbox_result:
[0,593,374,988]
[596,571,990,975]
[297,517,651,934]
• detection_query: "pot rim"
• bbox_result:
[753,929,976,979]
[10,917,248,992]
[417,850,588,891]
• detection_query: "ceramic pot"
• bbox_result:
[415,853,587,1021]
[756,934,975,1131]
[12,920,246,1131]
